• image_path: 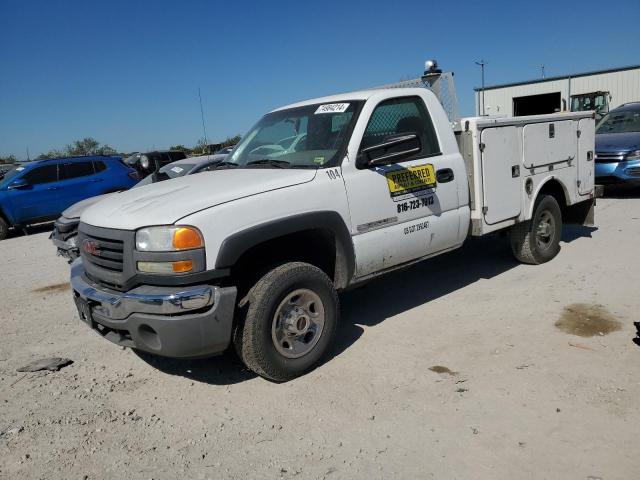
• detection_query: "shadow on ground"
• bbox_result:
[135,226,595,384]
[602,184,640,199]
[134,349,258,385]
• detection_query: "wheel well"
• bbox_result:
[0,207,9,226]
[229,229,339,297]
[536,179,569,216]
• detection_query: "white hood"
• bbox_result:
[62,193,116,220]
[81,168,317,230]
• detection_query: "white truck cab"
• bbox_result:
[71,87,597,381]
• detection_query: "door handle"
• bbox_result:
[90,178,104,182]
[47,186,60,190]
[436,168,454,183]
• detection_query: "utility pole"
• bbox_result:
[26,147,30,161]
[198,87,208,151]
[475,60,487,116]
[541,64,546,79]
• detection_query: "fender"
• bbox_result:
[528,176,570,219]
[215,211,355,289]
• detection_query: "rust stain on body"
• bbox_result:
[556,304,622,337]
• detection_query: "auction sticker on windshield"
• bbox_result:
[385,163,436,199]
[315,103,350,114]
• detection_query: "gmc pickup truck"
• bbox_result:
[70,87,597,381]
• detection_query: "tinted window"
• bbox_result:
[60,162,95,180]
[23,164,58,184]
[360,97,440,157]
[93,161,107,172]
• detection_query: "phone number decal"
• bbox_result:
[396,195,434,213]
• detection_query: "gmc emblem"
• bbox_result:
[82,240,100,256]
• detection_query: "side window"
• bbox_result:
[359,97,440,158]
[22,164,58,185]
[93,161,107,173]
[60,162,95,180]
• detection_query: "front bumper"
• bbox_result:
[595,158,640,184]
[50,216,81,261]
[70,259,237,358]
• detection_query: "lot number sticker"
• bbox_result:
[315,103,350,114]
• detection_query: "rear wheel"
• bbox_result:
[235,262,338,382]
[510,194,562,264]
[0,216,8,241]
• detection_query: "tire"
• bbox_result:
[235,262,339,382]
[0,216,8,241]
[510,194,562,265]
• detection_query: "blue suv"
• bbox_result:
[595,102,640,185]
[0,156,138,240]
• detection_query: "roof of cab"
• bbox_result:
[271,88,396,113]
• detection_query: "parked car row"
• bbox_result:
[50,154,227,261]
[595,101,640,186]
[0,156,139,240]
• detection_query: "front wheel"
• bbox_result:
[510,194,562,264]
[235,262,339,382]
[0,217,9,241]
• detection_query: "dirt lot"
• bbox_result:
[1,192,639,480]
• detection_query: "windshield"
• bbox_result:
[0,165,26,183]
[597,108,640,134]
[134,163,195,187]
[226,101,363,168]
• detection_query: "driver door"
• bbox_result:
[341,95,460,277]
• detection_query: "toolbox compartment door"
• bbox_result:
[577,117,595,195]
[480,126,522,225]
[522,120,575,168]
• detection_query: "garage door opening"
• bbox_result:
[513,92,561,116]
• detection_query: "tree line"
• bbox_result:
[0,134,242,164]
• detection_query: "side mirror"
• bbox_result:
[357,134,422,168]
[7,178,31,190]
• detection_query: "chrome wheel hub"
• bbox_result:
[536,211,555,249]
[272,289,325,359]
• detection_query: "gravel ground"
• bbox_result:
[1,192,639,479]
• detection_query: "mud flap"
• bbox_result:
[565,199,595,226]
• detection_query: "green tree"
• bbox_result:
[169,144,193,155]
[0,154,17,164]
[220,135,241,148]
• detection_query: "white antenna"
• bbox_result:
[198,87,208,148]
[475,59,488,115]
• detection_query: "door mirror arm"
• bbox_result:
[356,133,422,169]
[7,179,31,190]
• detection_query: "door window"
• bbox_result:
[59,162,95,180]
[360,97,440,159]
[93,161,107,172]
[22,164,59,184]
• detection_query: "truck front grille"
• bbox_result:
[81,233,125,272]
[78,223,134,290]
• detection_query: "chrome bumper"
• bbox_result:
[70,259,214,320]
[70,259,237,358]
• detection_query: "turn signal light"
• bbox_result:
[173,227,204,250]
[172,260,193,273]
[138,260,194,274]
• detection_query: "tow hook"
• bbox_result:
[633,322,640,347]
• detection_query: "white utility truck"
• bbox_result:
[71,87,598,381]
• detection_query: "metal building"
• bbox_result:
[475,64,640,119]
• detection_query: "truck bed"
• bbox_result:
[455,111,596,236]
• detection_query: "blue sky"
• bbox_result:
[1,0,639,159]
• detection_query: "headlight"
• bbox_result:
[625,150,640,161]
[135,226,204,252]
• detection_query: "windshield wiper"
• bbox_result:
[246,159,290,168]
[211,161,240,169]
